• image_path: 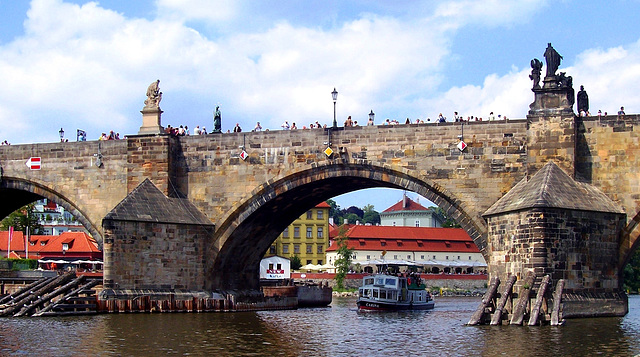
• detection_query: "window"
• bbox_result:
[294,244,300,254]
[306,210,313,219]
[307,260,312,264]
[269,245,276,254]
[393,255,398,259]
[306,244,313,254]
[446,256,449,260]
[306,227,313,238]
[269,263,274,270]
[415,220,420,227]
[407,255,411,259]
[317,227,323,238]
[317,260,323,265]
[433,255,436,259]
[317,245,323,254]
[294,227,300,238]
[458,256,461,260]
[421,255,425,259]
[317,210,323,219]
[469,256,472,260]
[62,243,69,251]
[283,244,289,254]
[283,227,289,238]
[276,263,282,270]
[392,222,396,226]
[366,255,370,260]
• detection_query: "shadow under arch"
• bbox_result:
[0,176,103,247]
[619,210,640,271]
[208,162,488,291]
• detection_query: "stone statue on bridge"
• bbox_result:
[144,79,162,109]
[529,58,543,89]
[577,85,589,115]
[213,106,222,133]
[543,43,562,78]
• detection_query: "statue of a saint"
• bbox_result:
[577,85,589,114]
[144,79,162,108]
[529,58,543,89]
[543,43,562,78]
[213,106,222,133]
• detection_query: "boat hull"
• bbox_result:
[357,298,434,311]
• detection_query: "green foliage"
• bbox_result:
[0,258,38,270]
[0,204,43,235]
[623,249,640,293]
[290,255,302,270]
[431,206,461,228]
[326,199,344,225]
[334,225,353,289]
[344,213,360,225]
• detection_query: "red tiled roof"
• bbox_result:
[382,196,430,213]
[0,231,101,260]
[0,230,26,251]
[326,225,479,253]
[38,232,100,254]
[315,201,330,208]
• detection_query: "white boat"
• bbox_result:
[357,273,434,311]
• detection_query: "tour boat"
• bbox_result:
[357,273,434,311]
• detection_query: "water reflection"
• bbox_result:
[0,296,638,356]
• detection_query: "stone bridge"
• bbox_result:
[0,78,639,317]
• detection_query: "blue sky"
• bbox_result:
[1,0,640,210]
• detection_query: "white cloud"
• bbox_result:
[155,0,237,22]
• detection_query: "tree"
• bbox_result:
[334,225,353,289]
[344,213,360,225]
[362,204,381,225]
[624,249,640,293]
[290,255,302,270]
[431,206,461,228]
[0,204,43,235]
[326,199,344,225]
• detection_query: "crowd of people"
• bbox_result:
[98,131,121,140]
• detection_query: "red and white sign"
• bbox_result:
[457,141,467,152]
[239,150,248,161]
[26,157,41,170]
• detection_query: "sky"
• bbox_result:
[1,0,640,211]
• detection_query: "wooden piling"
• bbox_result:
[510,271,535,325]
[528,275,551,325]
[0,272,75,317]
[550,279,565,326]
[490,274,517,325]
[15,275,86,317]
[468,276,500,325]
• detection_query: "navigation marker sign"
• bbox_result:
[457,141,467,152]
[26,157,41,170]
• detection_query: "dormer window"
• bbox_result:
[62,243,69,251]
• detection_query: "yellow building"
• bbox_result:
[265,202,330,265]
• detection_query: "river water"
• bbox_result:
[1,295,639,356]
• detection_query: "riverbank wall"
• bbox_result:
[292,273,488,291]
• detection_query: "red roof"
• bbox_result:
[326,225,479,253]
[383,195,430,213]
[0,231,101,260]
[0,230,26,252]
[315,201,330,208]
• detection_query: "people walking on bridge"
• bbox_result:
[618,106,625,116]
[291,122,297,130]
[233,123,242,133]
[254,122,262,131]
[282,121,290,130]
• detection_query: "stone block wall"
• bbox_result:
[103,219,214,290]
[486,207,625,292]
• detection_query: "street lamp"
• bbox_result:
[59,128,65,142]
[369,110,375,123]
[331,87,338,129]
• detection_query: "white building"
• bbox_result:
[380,194,442,227]
[260,256,291,280]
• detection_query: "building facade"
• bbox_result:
[326,225,486,274]
[265,202,330,265]
[380,194,442,227]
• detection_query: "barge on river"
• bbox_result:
[357,273,434,311]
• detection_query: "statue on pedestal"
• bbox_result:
[144,79,162,109]
[543,43,562,78]
[529,58,543,89]
[577,85,589,114]
[213,106,222,133]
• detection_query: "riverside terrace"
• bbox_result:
[1,66,640,319]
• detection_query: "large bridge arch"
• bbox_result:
[620,211,640,271]
[207,161,489,290]
[0,177,103,246]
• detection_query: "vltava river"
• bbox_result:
[1,295,639,356]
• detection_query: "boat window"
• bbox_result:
[376,278,385,285]
[359,289,363,297]
[373,289,379,298]
[380,290,387,299]
[365,278,374,285]
[385,278,396,286]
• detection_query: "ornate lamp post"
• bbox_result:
[369,110,375,124]
[59,128,65,142]
[331,88,338,129]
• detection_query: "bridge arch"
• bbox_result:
[0,177,103,246]
[208,161,488,290]
[620,211,640,271]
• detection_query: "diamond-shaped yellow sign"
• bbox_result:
[324,147,334,157]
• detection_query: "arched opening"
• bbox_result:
[208,162,488,291]
[0,178,103,247]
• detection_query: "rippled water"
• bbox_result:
[1,296,639,356]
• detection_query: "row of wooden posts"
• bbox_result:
[467,272,564,326]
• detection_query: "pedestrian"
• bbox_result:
[233,123,242,133]
[254,122,262,131]
[618,106,625,116]
[194,125,201,135]
[281,121,290,130]
[291,122,297,130]
[201,126,207,135]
